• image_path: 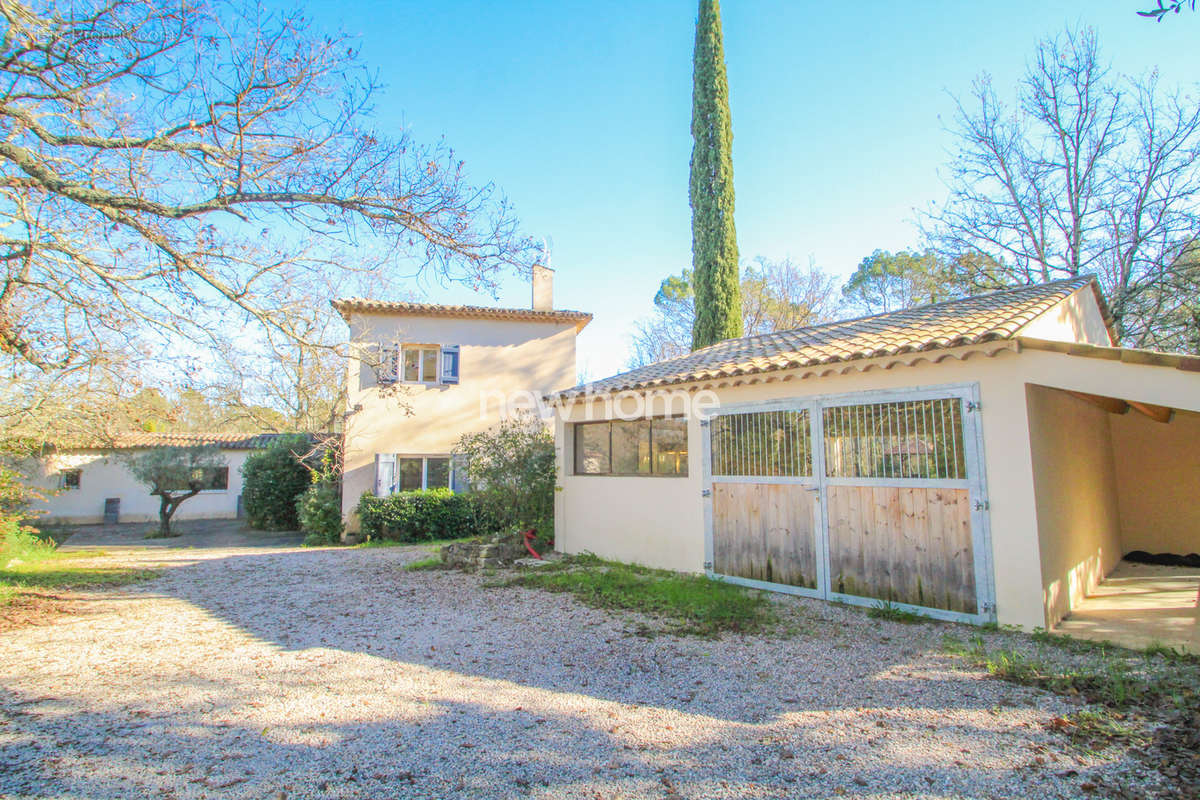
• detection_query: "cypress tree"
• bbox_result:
[689,0,742,350]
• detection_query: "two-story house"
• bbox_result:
[333,267,591,533]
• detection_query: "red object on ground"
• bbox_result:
[522,529,542,559]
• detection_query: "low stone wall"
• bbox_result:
[441,533,529,572]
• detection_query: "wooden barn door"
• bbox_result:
[704,386,995,623]
[707,406,822,596]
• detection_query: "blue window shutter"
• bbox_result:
[451,454,470,493]
[375,453,397,496]
[441,345,460,384]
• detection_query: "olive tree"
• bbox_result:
[120,445,226,537]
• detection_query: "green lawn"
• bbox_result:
[496,554,774,637]
[1,529,156,607]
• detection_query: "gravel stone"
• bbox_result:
[0,545,1155,799]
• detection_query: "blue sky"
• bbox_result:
[287,1,1199,381]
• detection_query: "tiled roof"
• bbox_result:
[54,432,328,451]
[555,276,1102,398]
[331,299,592,331]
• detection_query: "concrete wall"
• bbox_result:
[29,449,251,524]
[555,344,1200,630]
[556,346,1045,626]
[341,312,579,528]
[1025,386,1123,628]
[1110,408,1200,555]
[1015,286,1113,346]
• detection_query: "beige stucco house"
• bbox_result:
[549,277,1200,631]
[334,267,591,533]
[30,432,286,524]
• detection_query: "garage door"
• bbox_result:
[703,385,995,623]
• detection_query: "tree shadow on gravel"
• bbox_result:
[137,548,1070,723]
[0,547,1124,799]
[0,684,1101,800]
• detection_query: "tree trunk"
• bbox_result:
[158,494,174,538]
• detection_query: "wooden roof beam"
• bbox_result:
[1066,390,1129,415]
[1128,400,1174,424]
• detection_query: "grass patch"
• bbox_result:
[357,534,480,551]
[943,633,1198,711]
[1,529,156,608]
[403,556,445,571]
[1048,709,1149,756]
[867,600,928,624]
[496,555,774,637]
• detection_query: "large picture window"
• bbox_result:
[572,418,688,476]
[395,456,454,491]
[164,466,229,492]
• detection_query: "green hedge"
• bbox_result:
[241,434,312,530]
[298,481,343,546]
[357,489,498,542]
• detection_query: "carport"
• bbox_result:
[1026,382,1200,652]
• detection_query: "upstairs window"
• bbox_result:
[376,344,460,386]
[402,346,439,383]
[573,418,688,476]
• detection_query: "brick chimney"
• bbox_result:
[532,264,554,311]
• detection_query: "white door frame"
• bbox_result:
[702,381,996,625]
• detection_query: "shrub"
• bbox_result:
[241,434,312,530]
[454,413,555,539]
[357,489,479,542]
[298,481,343,546]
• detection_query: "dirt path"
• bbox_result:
[0,545,1156,799]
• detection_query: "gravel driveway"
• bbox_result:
[0,545,1150,799]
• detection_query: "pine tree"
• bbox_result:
[689,0,742,350]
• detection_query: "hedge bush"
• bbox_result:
[298,481,343,546]
[454,414,554,539]
[357,488,487,542]
[241,434,311,530]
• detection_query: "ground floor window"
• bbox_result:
[377,454,461,494]
[163,466,229,492]
[572,418,688,476]
[59,468,82,490]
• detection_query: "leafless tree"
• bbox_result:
[0,0,539,448]
[628,257,841,368]
[924,28,1200,352]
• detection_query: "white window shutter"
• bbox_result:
[441,345,460,384]
[375,453,397,496]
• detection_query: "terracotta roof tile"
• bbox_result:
[331,299,592,331]
[555,277,1100,398]
[54,432,329,451]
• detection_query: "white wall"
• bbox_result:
[29,449,251,524]
[1025,386,1123,627]
[341,312,579,529]
[555,345,1200,630]
[1110,407,1200,555]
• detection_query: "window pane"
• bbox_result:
[651,418,689,475]
[426,457,450,488]
[711,410,810,477]
[208,467,229,491]
[574,423,610,474]
[823,399,965,479]
[398,458,423,490]
[611,420,650,474]
[422,349,438,382]
[403,349,420,382]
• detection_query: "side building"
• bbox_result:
[334,267,590,536]
[29,432,293,525]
